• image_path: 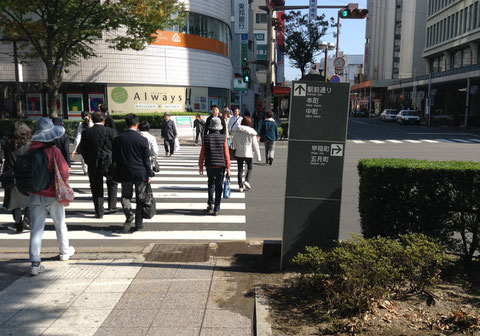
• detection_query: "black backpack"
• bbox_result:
[14,147,52,193]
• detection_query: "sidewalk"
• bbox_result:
[0,253,259,336]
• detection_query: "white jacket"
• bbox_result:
[232,125,261,161]
[140,131,160,158]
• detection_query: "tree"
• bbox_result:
[0,0,185,117]
[280,11,333,78]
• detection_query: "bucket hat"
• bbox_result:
[31,117,65,142]
[208,117,223,131]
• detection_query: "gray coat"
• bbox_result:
[3,142,30,210]
[161,119,177,140]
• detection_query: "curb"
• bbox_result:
[255,287,273,336]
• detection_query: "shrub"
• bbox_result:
[358,158,480,263]
[279,121,288,139]
[292,234,447,317]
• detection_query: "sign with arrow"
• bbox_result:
[282,80,350,267]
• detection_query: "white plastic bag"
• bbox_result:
[174,138,180,152]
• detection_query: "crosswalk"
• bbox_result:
[351,138,480,144]
[0,146,247,241]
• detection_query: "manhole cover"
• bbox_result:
[145,244,210,262]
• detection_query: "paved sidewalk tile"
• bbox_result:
[94,327,149,336]
[115,292,166,310]
[101,309,157,327]
[4,307,64,328]
[84,278,132,293]
[126,279,171,293]
[167,279,211,293]
[0,327,47,336]
[0,292,41,310]
[146,327,200,336]
[161,291,209,309]
[42,279,93,295]
[151,309,204,327]
[203,309,251,328]
[0,310,19,326]
[70,292,123,310]
[48,309,111,329]
[29,292,78,309]
[200,328,251,336]
[42,327,98,336]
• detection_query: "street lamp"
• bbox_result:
[319,41,335,82]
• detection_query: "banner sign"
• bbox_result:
[88,93,104,112]
[66,93,84,119]
[309,0,317,21]
[234,0,249,34]
[26,93,43,118]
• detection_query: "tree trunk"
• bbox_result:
[45,66,62,118]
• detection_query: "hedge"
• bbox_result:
[358,158,480,263]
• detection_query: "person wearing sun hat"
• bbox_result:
[27,117,75,276]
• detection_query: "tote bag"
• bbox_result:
[223,175,231,199]
[54,158,74,206]
[140,183,156,219]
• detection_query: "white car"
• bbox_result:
[396,110,421,125]
[380,109,398,122]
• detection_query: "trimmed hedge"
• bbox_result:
[358,158,480,262]
[279,121,288,139]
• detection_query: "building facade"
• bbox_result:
[314,52,364,84]
[0,0,252,119]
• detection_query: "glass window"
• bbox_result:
[440,55,446,71]
[256,13,267,23]
[453,50,462,68]
[462,48,472,66]
[473,2,478,29]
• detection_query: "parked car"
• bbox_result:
[396,110,421,125]
[380,109,398,122]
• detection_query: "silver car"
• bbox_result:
[396,110,421,125]
[380,109,398,122]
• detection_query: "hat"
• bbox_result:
[208,117,223,131]
[31,117,65,142]
[164,112,170,117]
[52,117,64,126]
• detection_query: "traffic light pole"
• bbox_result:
[265,1,273,111]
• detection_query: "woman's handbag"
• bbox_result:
[152,159,160,173]
[223,175,231,199]
[53,158,74,206]
[140,182,156,219]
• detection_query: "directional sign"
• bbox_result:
[293,83,306,96]
[330,75,340,83]
[282,80,350,267]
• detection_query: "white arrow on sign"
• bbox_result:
[293,83,306,96]
[330,144,344,156]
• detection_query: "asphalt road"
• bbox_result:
[247,117,480,241]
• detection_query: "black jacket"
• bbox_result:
[203,115,226,136]
[204,132,227,167]
[54,133,71,167]
[112,129,153,182]
[79,124,117,173]
[161,119,177,140]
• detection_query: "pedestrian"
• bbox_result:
[27,117,75,276]
[204,105,226,137]
[259,110,280,165]
[161,112,177,156]
[193,113,205,146]
[232,116,261,192]
[139,120,160,171]
[71,111,93,175]
[98,104,115,129]
[224,106,231,118]
[198,116,231,216]
[80,111,118,218]
[113,113,153,233]
[52,118,71,168]
[228,108,243,134]
[2,122,32,233]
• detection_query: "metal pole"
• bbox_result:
[427,73,432,126]
[13,40,22,118]
[336,12,340,57]
[324,48,328,82]
[265,2,273,111]
[464,77,471,127]
[368,84,372,117]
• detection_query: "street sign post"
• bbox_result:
[330,75,340,83]
[282,80,350,267]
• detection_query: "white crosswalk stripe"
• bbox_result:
[0,145,247,240]
[350,138,480,144]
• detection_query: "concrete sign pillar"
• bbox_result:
[281,80,350,266]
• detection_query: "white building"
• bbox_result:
[314,52,364,83]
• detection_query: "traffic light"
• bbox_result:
[339,3,368,19]
[242,67,251,83]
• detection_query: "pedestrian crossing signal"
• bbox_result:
[242,67,251,83]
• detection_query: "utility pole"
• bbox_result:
[265,0,274,111]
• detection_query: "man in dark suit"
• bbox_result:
[52,117,71,168]
[80,111,118,218]
[113,113,153,233]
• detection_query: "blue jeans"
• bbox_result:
[28,194,70,263]
[206,167,225,212]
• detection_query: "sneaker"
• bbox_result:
[269,158,273,165]
[15,222,23,233]
[60,246,75,261]
[244,181,251,190]
[30,262,45,276]
[239,187,244,193]
[205,204,214,214]
[22,217,31,230]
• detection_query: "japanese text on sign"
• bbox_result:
[234,0,249,34]
[310,144,330,166]
[304,85,332,119]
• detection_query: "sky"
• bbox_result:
[283,0,368,81]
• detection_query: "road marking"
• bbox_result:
[386,140,402,143]
[370,140,385,144]
[409,132,479,136]
[0,214,246,224]
[352,140,365,144]
[68,183,243,191]
[405,140,422,143]
[0,230,247,240]
[451,139,470,143]
[419,139,439,143]
[19,202,246,210]
[468,139,480,143]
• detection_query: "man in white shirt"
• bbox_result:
[228,108,243,133]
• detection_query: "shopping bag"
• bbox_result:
[140,182,156,219]
[174,138,180,152]
[152,159,160,173]
[223,175,231,199]
[53,158,74,206]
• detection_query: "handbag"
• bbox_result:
[174,138,180,152]
[152,159,160,173]
[223,175,231,199]
[53,158,75,206]
[140,182,156,219]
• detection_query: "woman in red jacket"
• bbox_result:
[28,118,75,276]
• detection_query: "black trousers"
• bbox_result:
[236,157,252,188]
[206,167,225,212]
[12,207,29,224]
[195,128,203,144]
[88,170,118,216]
[164,139,175,155]
[121,181,148,228]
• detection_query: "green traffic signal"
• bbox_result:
[243,74,250,83]
[340,9,349,18]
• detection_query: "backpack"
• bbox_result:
[14,147,52,193]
